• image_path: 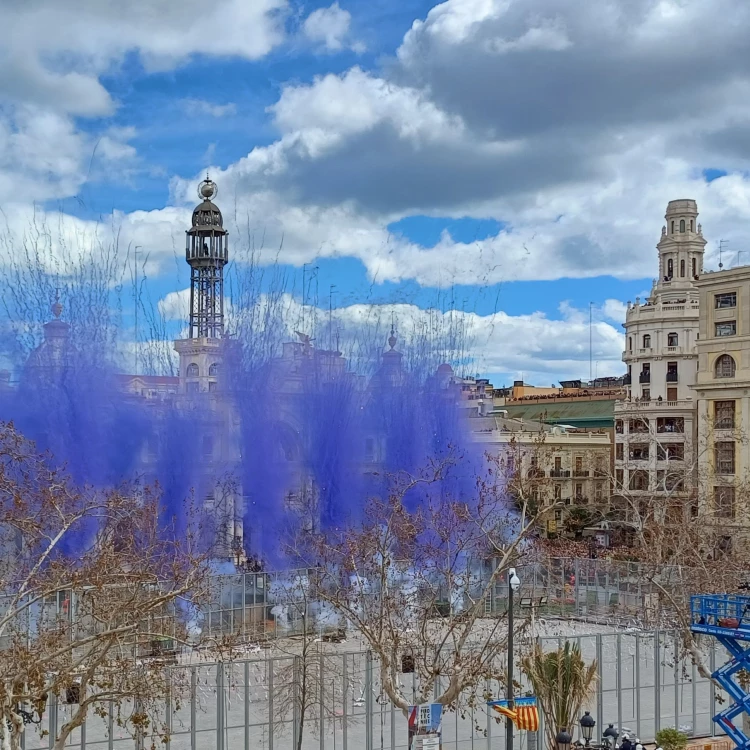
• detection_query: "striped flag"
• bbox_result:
[488,697,540,732]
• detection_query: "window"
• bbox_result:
[629,418,649,433]
[671,221,675,233]
[642,388,650,400]
[615,419,623,434]
[208,381,217,392]
[616,443,624,460]
[680,259,685,277]
[715,486,735,519]
[187,381,199,394]
[629,470,649,491]
[574,482,583,499]
[209,362,219,376]
[642,334,651,348]
[692,258,696,276]
[186,363,199,377]
[667,332,678,347]
[664,471,684,492]
[554,456,562,470]
[715,354,736,378]
[639,363,650,383]
[690,220,694,232]
[715,400,735,429]
[680,219,685,232]
[667,387,677,401]
[666,362,678,382]
[657,443,684,461]
[202,435,214,458]
[554,485,562,500]
[657,417,684,433]
[630,444,649,460]
[715,321,737,337]
[715,441,735,475]
[715,292,737,309]
[628,336,632,351]
[615,469,624,488]
[667,258,673,278]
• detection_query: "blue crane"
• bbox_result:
[690,594,750,750]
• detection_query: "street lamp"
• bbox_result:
[507,567,521,750]
[556,727,573,750]
[602,724,619,748]
[580,711,595,746]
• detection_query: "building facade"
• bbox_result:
[693,265,750,531]
[472,415,611,535]
[613,200,705,521]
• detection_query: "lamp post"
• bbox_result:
[602,724,619,749]
[557,727,573,750]
[580,712,595,747]
[507,567,521,750]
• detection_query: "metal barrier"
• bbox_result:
[17,627,729,750]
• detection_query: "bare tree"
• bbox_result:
[290,450,556,718]
[0,422,210,750]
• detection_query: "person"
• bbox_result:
[620,734,633,750]
[635,738,643,750]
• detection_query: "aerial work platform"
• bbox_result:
[691,595,750,750]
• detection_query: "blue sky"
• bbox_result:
[3,0,750,384]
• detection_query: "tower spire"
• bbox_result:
[186,177,228,338]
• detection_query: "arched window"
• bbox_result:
[667,258,673,278]
[643,334,651,348]
[186,363,199,377]
[680,259,685,277]
[680,219,685,232]
[692,258,697,277]
[671,221,675,233]
[715,354,736,379]
[209,362,219,376]
[667,332,678,347]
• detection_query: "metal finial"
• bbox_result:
[198,177,218,201]
[51,289,62,319]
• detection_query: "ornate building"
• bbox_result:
[613,200,705,522]
[693,265,750,534]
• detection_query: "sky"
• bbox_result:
[2,0,750,386]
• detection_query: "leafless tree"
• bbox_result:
[289,450,557,718]
[0,422,211,750]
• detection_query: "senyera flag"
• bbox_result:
[488,696,540,731]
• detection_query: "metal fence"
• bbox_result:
[18,626,730,750]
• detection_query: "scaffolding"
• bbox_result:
[690,594,750,750]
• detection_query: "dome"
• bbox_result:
[191,200,223,229]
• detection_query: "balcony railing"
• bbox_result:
[550,469,570,478]
[639,372,651,383]
[573,470,590,477]
[614,399,692,412]
[666,371,678,382]
[622,374,631,385]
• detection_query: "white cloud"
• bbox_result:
[302,3,362,53]
[1,0,288,117]
[158,288,190,322]
[181,99,238,118]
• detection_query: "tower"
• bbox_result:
[614,200,705,529]
[175,177,227,395]
[186,177,228,339]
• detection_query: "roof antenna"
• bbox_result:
[719,239,729,270]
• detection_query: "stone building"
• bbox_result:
[693,265,750,533]
[613,199,705,522]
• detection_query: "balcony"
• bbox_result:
[666,371,678,382]
[573,470,590,477]
[622,373,631,385]
[550,469,571,478]
[639,372,651,384]
[665,346,682,354]
[614,399,693,413]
